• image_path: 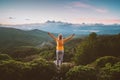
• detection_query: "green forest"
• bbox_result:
[0,32,120,80]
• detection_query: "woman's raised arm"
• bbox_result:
[48,32,56,40]
[64,34,75,42]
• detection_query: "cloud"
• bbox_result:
[95,9,108,13]
[73,2,90,8]
[9,17,15,19]
[25,19,30,20]
[71,2,108,13]
[75,18,120,24]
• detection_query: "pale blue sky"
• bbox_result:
[0,0,120,24]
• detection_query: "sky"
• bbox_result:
[0,0,120,25]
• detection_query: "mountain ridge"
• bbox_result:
[1,21,120,35]
[0,27,52,50]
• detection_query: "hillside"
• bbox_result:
[0,32,120,80]
[0,27,51,50]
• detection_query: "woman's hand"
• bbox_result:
[48,32,50,35]
[72,34,75,36]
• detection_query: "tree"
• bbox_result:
[74,38,98,65]
[88,32,97,41]
[74,34,120,65]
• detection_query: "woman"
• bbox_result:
[48,32,75,66]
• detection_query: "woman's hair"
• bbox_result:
[58,33,63,40]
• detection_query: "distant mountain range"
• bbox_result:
[1,20,120,35]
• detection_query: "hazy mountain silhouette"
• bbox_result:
[2,21,120,35]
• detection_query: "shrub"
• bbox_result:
[66,65,97,80]
[0,54,12,61]
[26,58,58,80]
[0,60,25,80]
[58,63,74,80]
[98,62,120,80]
[94,56,120,68]
[0,58,58,80]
